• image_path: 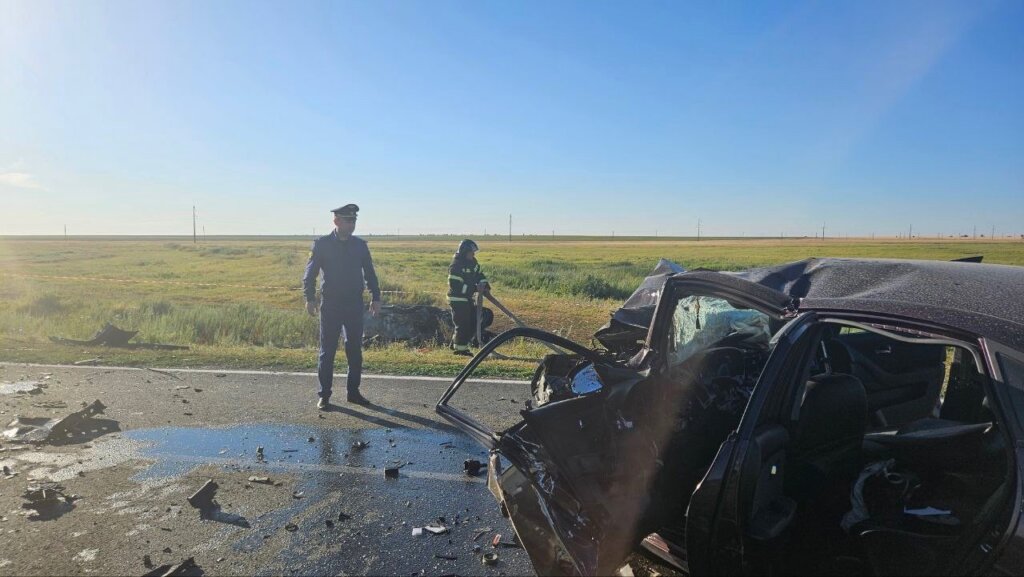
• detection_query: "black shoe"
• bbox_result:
[317,398,331,410]
[452,349,472,357]
[347,392,369,405]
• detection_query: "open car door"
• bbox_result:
[437,327,651,575]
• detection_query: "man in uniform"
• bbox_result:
[303,204,381,408]
[447,239,493,356]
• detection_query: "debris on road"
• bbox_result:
[351,441,369,450]
[247,476,272,485]
[22,482,76,520]
[285,523,298,532]
[292,491,304,499]
[31,401,68,409]
[3,400,111,445]
[433,553,457,561]
[307,436,315,443]
[338,512,351,521]
[141,556,202,577]
[424,523,449,535]
[472,528,491,542]
[463,459,483,476]
[412,527,424,536]
[73,358,101,366]
[384,467,400,479]
[186,479,218,511]
[482,552,499,566]
[256,446,265,462]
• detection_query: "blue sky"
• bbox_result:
[1,0,1021,237]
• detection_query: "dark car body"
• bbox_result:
[437,258,1024,576]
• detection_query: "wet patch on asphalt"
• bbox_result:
[1,423,534,576]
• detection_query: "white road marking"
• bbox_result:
[5,362,528,385]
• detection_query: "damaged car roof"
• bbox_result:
[600,257,1024,352]
[733,258,1024,349]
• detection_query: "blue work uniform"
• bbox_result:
[302,231,381,401]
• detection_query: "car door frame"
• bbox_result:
[436,326,612,449]
[688,309,1024,575]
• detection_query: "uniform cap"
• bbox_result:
[331,204,359,219]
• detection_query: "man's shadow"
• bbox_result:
[325,402,462,436]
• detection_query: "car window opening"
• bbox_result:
[734,320,1016,576]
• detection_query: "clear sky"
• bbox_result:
[1,0,1021,237]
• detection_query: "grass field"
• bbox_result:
[2,236,1022,378]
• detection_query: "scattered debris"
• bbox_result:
[424,523,449,535]
[482,552,499,566]
[325,519,334,528]
[434,553,457,561]
[247,476,272,485]
[473,545,482,553]
[351,441,369,450]
[142,556,201,577]
[215,374,226,378]
[3,400,111,445]
[285,523,298,532]
[186,479,218,511]
[412,527,424,537]
[143,555,153,568]
[338,512,351,521]
[31,401,68,409]
[307,436,315,443]
[292,491,304,499]
[256,446,265,462]
[385,467,400,479]
[51,323,189,350]
[472,528,491,542]
[0,381,43,395]
[464,459,483,476]
[22,482,76,520]
[73,358,101,366]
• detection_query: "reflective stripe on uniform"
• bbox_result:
[448,296,469,302]
[452,343,470,351]
[448,274,464,282]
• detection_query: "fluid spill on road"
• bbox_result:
[116,424,532,576]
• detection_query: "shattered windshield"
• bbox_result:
[668,295,771,367]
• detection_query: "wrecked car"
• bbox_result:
[437,258,1024,576]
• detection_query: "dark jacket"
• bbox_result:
[447,255,488,304]
[303,232,381,305]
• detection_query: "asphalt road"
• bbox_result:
[0,363,536,576]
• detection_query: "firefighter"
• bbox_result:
[447,239,493,356]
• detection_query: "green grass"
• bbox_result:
[2,236,1022,378]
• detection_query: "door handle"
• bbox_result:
[875,345,892,354]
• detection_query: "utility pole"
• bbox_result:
[973,225,977,240]
[508,214,512,243]
[203,226,206,241]
[992,225,995,240]
[697,218,702,242]
[64,225,67,241]
[822,223,826,240]
[909,224,912,240]
[193,205,197,245]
